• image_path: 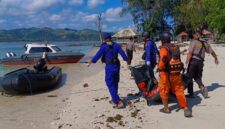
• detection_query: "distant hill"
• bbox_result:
[0,27,101,42]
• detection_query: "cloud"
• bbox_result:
[68,0,83,5]
[0,0,62,15]
[104,7,131,22]
[24,0,62,11]
[88,0,105,8]
[0,1,133,30]
[49,14,61,22]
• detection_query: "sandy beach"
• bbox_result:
[50,43,225,129]
[1,43,225,129]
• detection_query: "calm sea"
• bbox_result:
[0,41,96,76]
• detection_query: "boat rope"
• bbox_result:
[21,73,33,95]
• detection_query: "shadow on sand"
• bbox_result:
[121,83,225,111]
[169,83,225,112]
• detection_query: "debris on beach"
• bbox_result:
[94,98,100,101]
[98,114,105,118]
[106,114,123,123]
[53,117,60,120]
[106,123,114,129]
[106,117,116,123]
[134,99,141,103]
[47,95,58,97]
[114,114,123,121]
[83,83,89,88]
[58,124,63,129]
[131,109,141,118]
[94,97,109,102]
[126,100,133,107]
[94,126,101,129]
[118,121,125,127]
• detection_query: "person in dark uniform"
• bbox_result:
[185,31,219,98]
[88,32,128,109]
[126,37,136,66]
[143,32,159,69]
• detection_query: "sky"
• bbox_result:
[0,0,134,32]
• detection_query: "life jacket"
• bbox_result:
[162,44,184,75]
[101,43,119,64]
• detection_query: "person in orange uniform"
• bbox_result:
[157,32,192,117]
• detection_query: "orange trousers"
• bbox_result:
[158,72,188,108]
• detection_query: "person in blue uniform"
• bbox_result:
[88,32,128,109]
[143,32,159,69]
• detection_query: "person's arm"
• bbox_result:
[206,44,219,65]
[158,47,168,71]
[118,45,128,61]
[133,42,136,52]
[211,51,219,64]
[185,41,195,65]
[145,41,152,63]
[185,52,192,65]
[88,46,105,66]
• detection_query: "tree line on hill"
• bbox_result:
[0,27,101,42]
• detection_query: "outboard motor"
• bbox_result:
[34,52,47,72]
[34,58,47,72]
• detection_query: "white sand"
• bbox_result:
[28,43,225,129]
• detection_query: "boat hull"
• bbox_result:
[0,66,62,94]
[1,52,84,65]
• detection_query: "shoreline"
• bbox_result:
[0,47,105,129]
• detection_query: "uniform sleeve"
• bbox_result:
[145,41,152,61]
[91,46,105,63]
[188,41,195,53]
[118,45,128,61]
[158,47,168,70]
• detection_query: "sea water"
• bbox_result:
[0,41,95,76]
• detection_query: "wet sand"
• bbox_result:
[0,48,105,129]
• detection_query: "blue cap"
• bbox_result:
[103,32,111,40]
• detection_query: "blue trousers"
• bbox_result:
[105,68,120,104]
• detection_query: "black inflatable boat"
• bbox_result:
[0,66,62,94]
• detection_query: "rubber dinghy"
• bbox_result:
[0,66,62,94]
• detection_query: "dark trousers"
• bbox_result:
[187,58,204,95]
[105,67,120,104]
[126,49,133,65]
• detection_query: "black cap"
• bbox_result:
[142,32,150,38]
[160,32,172,43]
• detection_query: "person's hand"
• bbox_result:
[127,65,131,70]
[215,58,219,65]
[87,61,92,67]
[146,61,150,66]
[184,64,188,70]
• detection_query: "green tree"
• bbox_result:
[203,0,225,37]
[173,0,208,33]
[121,0,176,37]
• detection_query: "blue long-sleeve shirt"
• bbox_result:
[92,43,128,64]
[145,40,158,63]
